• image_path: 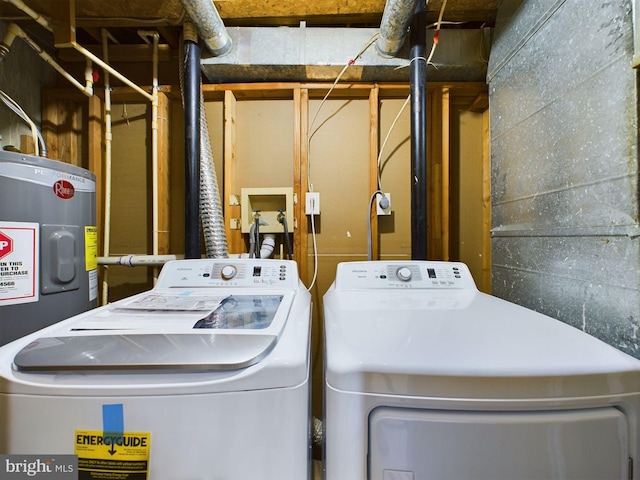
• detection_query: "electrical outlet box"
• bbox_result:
[306,192,320,215]
[240,187,294,233]
[376,192,392,216]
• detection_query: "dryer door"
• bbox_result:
[368,406,629,480]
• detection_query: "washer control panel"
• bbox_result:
[334,261,477,290]
[155,259,299,288]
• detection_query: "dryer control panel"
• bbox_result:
[155,259,299,289]
[334,261,478,290]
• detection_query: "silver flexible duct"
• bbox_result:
[179,0,232,57]
[198,88,229,258]
[376,0,422,57]
[180,22,229,259]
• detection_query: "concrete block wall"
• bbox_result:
[488,0,640,356]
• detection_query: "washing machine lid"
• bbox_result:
[13,332,277,372]
[13,293,290,372]
[324,287,640,400]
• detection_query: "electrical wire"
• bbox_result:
[0,89,46,156]
[307,206,319,292]
[307,31,379,192]
[367,190,387,261]
[304,31,379,291]
[369,0,448,261]
[376,0,448,193]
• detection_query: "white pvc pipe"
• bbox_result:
[98,255,178,267]
[5,0,49,30]
[6,0,153,102]
[1,23,92,97]
[72,42,154,102]
[260,234,276,259]
[137,30,161,281]
[101,28,113,306]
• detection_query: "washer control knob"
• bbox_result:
[396,267,412,282]
[220,265,237,280]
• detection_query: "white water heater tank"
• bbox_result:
[0,150,97,345]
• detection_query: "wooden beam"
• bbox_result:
[297,88,310,285]
[224,90,243,254]
[440,87,450,262]
[19,135,35,155]
[157,92,171,255]
[87,93,103,251]
[50,0,75,48]
[427,89,442,259]
[42,92,59,162]
[481,108,492,293]
[369,85,380,260]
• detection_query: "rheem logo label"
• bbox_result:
[0,231,12,260]
[53,180,75,199]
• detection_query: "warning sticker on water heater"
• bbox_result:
[0,221,39,306]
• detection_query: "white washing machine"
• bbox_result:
[323,260,640,480]
[0,258,311,480]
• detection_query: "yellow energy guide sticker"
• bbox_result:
[84,226,98,271]
[75,430,151,480]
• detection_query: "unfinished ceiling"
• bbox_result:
[0,0,498,47]
[0,0,498,84]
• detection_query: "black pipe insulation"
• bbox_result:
[184,39,202,259]
[410,0,428,260]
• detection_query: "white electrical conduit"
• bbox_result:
[138,30,161,260]
[100,30,161,304]
[0,88,45,156]
[0,23,92,97]
[7,0,165,301]
[101,28,113,306]
[5,0,153,102]
[98,255,178,267]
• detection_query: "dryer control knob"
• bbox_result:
[220,265,237,280]
[396,267,412,282]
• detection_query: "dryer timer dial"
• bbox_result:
[220,265,237,280]
[396,267,412,282]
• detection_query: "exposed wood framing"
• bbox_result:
[440,87,451,261]
[42,81,488,289]
[156,91,171,255]
[223,90,242,254]
[294,87,308,277]
[482,108,492,293]
[369,84,380,260]
[50,0,76,48]
[42,92,82,167]
[87,93,103,252]
[19,135,35,155]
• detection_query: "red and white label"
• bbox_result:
[53,179,75,199]
[0,231,12,260]
[0,222,39,306]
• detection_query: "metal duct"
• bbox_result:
[410,1,428,259]
[376,0,422,57]
[180,22,229,260]
[179,0,232,57]
[201,27,488,83]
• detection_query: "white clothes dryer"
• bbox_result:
[323,260,640,480]
[0,259,311,480]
